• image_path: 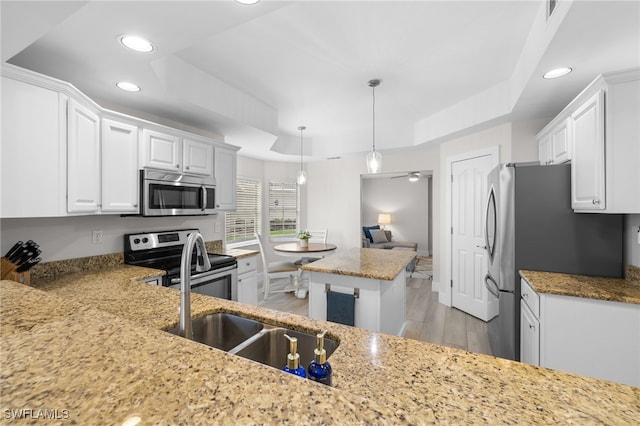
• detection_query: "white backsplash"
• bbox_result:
[0,214,225,262]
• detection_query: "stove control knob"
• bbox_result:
[133,238,141,245]
[142,237,149,244]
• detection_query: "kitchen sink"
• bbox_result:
[230,327,338,369]
[167,313,338,370]
[167,313,263,352]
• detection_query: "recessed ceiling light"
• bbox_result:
[116,82,141,92]
[235,0,260,4]
[543,67,572,79]
[120,35,154,53]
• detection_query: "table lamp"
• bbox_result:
[378,213,391,229]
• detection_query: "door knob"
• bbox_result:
[476,245,487,250]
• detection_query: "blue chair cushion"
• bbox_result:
[362,225,380,242]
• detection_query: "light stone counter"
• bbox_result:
[520,269,640,305]
[301,247,415,281]
[1,265,639,424]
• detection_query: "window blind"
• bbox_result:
[268,181,298,236]
[225,178,262,243]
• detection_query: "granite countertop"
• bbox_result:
[2,267,639,424]
[301,247,415,280]
[224,247,260,259]
[520,269,640,305]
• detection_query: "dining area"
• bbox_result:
[255,230,337,300]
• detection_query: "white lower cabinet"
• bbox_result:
[520,278,640,387]
[520,299,540,366]
[236,255,258,306]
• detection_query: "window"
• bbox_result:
[268,181,298,237]
[225,178,262,243]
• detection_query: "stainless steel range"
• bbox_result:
[124,229,238,300]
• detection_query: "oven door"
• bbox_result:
[168,266,238,301]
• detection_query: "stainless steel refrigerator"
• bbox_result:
[484,162,623,361]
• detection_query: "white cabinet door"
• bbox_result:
[538,134,552,165]
[141,129,181,171]
[1,76,66,218]
[237,255,258,305]
[67,99,101,213]
[541,294,640,387]
[183,138,213,176]
[101,119,139,213]
[520,299,540,366]
[551,119,571,164]
[214,145,238,211]
[571,90,605,210]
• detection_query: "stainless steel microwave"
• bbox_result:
[140,169,216,216]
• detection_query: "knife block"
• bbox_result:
[1,257,30,285]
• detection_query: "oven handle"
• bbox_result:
[170,264,237,286]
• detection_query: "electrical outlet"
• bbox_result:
[92,230,103,244]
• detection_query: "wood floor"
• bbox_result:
[259,275,493,356]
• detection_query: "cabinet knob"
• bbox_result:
[133,204,138,208]
[592,198,600,205]
[529,324,535,329]
[176,164,180,169]
[522,293,528,298]
[186,166,190,170]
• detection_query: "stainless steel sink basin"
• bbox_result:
[230,327,338,369]
[167,313,338,370]
[168,313,263,352]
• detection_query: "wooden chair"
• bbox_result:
[255,232,299,301]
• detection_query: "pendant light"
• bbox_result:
[366,79,382,173]
[297,126,307,185]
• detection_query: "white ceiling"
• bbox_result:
[2,1,639,162]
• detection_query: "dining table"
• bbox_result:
[273,242,337,298]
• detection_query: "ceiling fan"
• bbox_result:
[391,171,423,182]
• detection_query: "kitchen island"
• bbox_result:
[302,248,416,336]
[1,262,639,424]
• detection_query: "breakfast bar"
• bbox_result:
[1,258,639,424]
[302,248,416,336]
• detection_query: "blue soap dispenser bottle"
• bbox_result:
[283,334,307,378]
[307,330,332,386]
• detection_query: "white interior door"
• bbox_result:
[451,155,493,321]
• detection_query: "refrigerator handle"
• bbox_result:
[484,273,500,299]
[485,186,497,261]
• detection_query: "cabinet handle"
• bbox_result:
[592,198,600,205]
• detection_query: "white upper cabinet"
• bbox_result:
[183,138,214,176]
[214,145,239,211]
[538,119,571,165]
[537,68,640,213]
[67,98,101,213]
[1,64,238,218]
[1,73,67,218]
[101,118,139,213]
[141,129,181,171]
[570,90,605,211]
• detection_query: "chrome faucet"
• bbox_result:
[179,232,211,340]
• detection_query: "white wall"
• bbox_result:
[511,118,550,162]
[361,175,430,255]
[0,215,224,262]
[308,144,441,279]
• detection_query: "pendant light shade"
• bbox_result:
[297,126,307,185]
[366,79,382,173]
